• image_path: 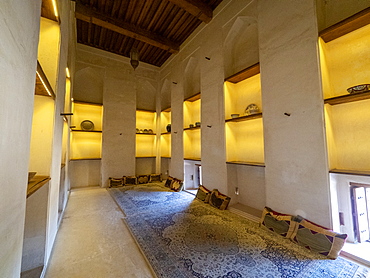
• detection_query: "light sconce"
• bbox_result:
[130,47,139,70]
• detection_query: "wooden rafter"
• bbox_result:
[75,3,180,53]
[167,0,213,23]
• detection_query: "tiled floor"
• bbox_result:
[44,187,155,278]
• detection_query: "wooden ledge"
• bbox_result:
[27,176,50,198]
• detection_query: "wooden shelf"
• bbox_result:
[329,169,370,177]
[136,133,156,135]
[184,157,201,161]
[161,132,171,135]
[319,7,370,43]
[136,156,156,158]
[71,129,102,133]
[41,0,58,22]
[35,61,55,99]
[27,176,51,198]
[70,158,101,161]
[225,112,262,122]
[73,100,102,106]
[226,161,265,167]
[136,108,156,113]
[184,92,201,102]
[324,91,370,105]
[184,126,201,130]
[162,107,171,112]
[225,63,260,84]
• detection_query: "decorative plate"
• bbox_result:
[81,120,94,131]
[347,84,370,94]
[245,104,260,115]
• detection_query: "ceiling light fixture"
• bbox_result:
[130,47,139,70]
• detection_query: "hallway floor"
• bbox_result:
[44,187,155,278]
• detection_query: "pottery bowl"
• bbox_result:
[347,84,370,94]
[231,114,240,118]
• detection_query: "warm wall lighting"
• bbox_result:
[36,70,52,96]
[52,0,59,18]
[66,67,70,78]
[130,47,139,70]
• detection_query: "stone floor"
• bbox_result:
[44,187,155,278]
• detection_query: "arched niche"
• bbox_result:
[136,79,157,111]
[74,67,104,103]
[160,79,171,110]
[224,16,259,77]
[184,56,200,99]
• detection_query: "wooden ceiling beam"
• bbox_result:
[167,0,213,23]
[75,3,180,54]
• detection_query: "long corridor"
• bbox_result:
[45,187,155,278]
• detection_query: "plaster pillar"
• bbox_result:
[200,39,227,193]
[258,0,331,226]
[102,78,136,187]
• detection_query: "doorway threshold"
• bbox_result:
[341,241,370,267]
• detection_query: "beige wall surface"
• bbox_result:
[0,1,42,277]
[258,0,331,227]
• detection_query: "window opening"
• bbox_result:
[350,183,370,243]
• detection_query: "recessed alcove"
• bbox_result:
[223,15,259,79]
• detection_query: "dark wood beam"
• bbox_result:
[75,3,180,53]
[167,0,213,23]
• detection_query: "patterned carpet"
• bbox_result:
[109,183,370,278]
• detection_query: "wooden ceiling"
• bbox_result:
[74,0,224,67]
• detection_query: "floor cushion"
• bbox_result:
[195,185,212,202]
[209,189,230,210]
[289,218,347,259]
[260,207,297,238]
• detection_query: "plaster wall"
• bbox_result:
[45,0,75,264]
[70,160,101,188]
[28,96,55,175]
[227,164,265,208]
[21,182,49,272]
[38,17,60,92]
[102,77,136,186]
[317,0,370,31]
[258,1,331,226]
[74,45,159,186]
[0,1,41,277]
[160,0,258,193]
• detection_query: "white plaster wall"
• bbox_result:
[160,0,257,189]
[0,1,41,276]
[136,158,156,175]
[169,72,185,180]
[28,96,55,176]
[45,0,75,264]
[317,0,370,31]
[21,182,49,272]
[102,78,136,186]
[69,160,101,188]
[223,0,258,78]
[227,164,265,209]
[74,45,159,186]
[258,0,331,227]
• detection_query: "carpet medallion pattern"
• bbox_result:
[109,184,370,278]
